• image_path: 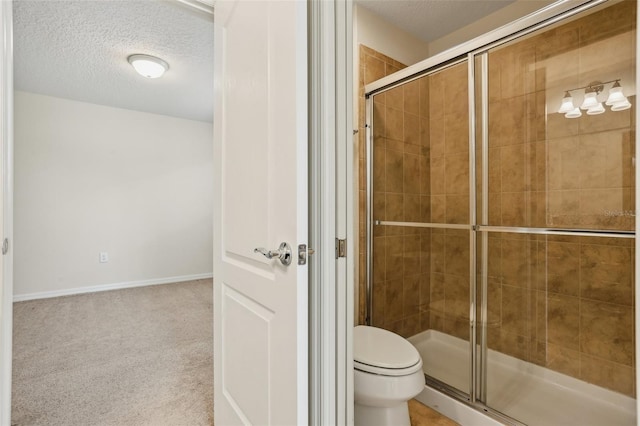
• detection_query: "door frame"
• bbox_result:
[309,0,353,424]
[0,0,13,423]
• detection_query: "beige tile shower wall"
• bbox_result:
[427,63,472,341]
[371,76,432,337]
[358,45,406,326]
[484,1,636,397]
[533,1,634,232]
[359,45,433,338]
[482,234,635,396]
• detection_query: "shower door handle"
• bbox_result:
[254,242,292,266]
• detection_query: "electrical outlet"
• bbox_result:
[99,252,109,263]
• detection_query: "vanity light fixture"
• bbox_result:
[564,107,582,119]
[606,81,626,105]
[558,92,575,114]
[611,98,632,111]
[127,54,169,79]
[586,101,605,115]
[558,79,632,118]
[607,81,632,111]
[580,89,599,110]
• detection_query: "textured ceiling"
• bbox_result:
[355,0,517,43]
[13,0,214,122]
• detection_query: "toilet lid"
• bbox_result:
[353,326,422,375]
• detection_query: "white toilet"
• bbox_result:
[353,325,425,426]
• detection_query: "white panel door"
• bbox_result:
[213,0,308,425]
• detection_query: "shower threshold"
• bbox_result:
[409,330,635,426]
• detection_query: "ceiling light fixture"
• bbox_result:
[127,54,169,79]
[558,79,632,119]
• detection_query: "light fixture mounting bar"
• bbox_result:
[563,78,621,95]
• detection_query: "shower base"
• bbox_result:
[409,330,636,426]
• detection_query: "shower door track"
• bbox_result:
[424,373,527,426]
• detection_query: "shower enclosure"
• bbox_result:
[363,1,636,425]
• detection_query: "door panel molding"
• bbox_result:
[221,284,274,424]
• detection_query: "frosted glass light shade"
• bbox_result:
[606,86,626,105]
[565,107,582,118]
[558,92,575,114]
[580,92,598,110]
[128,54,169,79]
[586,102,605,115]
[611,99,632,111]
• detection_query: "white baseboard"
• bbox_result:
[13,273,214,302]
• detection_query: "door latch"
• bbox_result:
[298,244,315,265]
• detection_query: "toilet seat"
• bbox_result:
[354,359,422,376]
[354,326,423,376]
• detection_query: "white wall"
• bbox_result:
[428,0,555,55]
[354,4,430,67]
[14,91,213,299]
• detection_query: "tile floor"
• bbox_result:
[409,399,460,426]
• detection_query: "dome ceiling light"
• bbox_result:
[127,54,169,79]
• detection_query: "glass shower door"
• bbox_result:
[474,1,636,424]
[368,61,474,397]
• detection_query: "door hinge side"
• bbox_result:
[335,238,346,259]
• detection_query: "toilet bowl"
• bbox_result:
[353,325,424,426]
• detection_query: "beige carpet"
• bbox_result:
[11,279,213,426]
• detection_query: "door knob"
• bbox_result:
[254,242,292,266]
